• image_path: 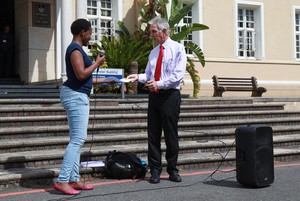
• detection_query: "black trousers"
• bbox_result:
[147,89,181,175]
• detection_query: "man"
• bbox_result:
[127,16,187,184]
[0,25,14,78]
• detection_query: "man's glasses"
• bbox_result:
[149,29,160,34]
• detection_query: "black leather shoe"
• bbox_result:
[169,173,182,182]
[149,173,160,184]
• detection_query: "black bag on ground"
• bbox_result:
[105,151,147,179]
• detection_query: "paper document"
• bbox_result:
[120,78,135,83]
[81,160,105,168]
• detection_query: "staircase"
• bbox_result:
[0,83,61,98]
[0,97,300,189]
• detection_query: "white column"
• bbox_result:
[55,0,62,80]
[60,0,73,81]
[76,0,87,19]
[76,0,88,53]
[117,0,122,22]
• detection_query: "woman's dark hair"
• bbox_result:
[70,19,91,36]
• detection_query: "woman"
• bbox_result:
[54,19,105,195]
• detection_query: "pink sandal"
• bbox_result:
[54,183,81,195]
[69,182,94,190]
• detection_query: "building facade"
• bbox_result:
[198,0,300,97]
[2,0,300,97]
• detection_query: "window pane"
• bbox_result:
[296,34,300,58]
[238,31,244,51]
[101,10,111,16]
[237,8,256,58]
[87,0,98,16]
[87,8,97,15]
[90,19,99,41]
[238,9,243,27]
[178,4,193,55]
[101,0,111,9]
[88,0,114,41]
[101,20,113,36]
[239,50,244,57]
[246,9,254,28]
[295,13,300,58]
[246,10,254,21]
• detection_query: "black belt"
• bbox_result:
[156,89,179,94]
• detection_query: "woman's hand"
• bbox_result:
[94,55,105,67]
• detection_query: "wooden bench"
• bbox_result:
[212,75,267,97]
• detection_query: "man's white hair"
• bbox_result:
[148,16,170,36]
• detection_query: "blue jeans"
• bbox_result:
[57,86,90,183]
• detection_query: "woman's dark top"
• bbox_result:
[63,42,93,96]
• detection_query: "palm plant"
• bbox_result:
[90,22,152,75]
[138,0,209,97]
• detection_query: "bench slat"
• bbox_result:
[224,87,253,91]
[217,83,253,86]
[217,77,252,80]
[218,80,252,83]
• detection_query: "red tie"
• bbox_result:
[154,45,164,81]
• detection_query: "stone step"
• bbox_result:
[0,109,299,127]
[1,116,300,139]
[0,102,285,118]
[1,145,300,190]
[0,134,299,169]
[2,149,300,189]
[0,85,61,99]
[0,97,254,106]
[0,125,299,153]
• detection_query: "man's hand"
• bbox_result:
[145,80,158,92]
[126,74,138,82]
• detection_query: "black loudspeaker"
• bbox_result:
[235,125,274,187]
